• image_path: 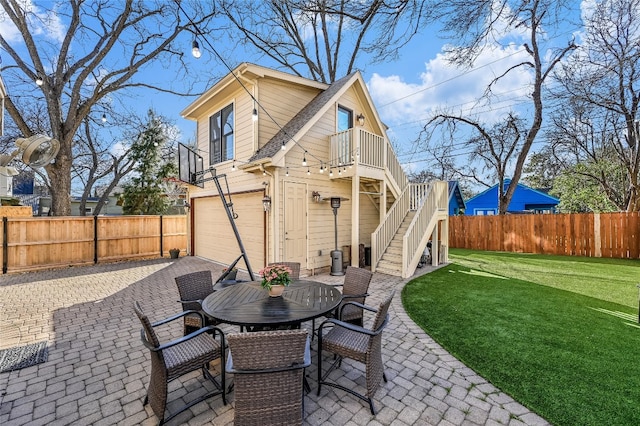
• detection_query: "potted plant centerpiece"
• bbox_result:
[259,264,292,297]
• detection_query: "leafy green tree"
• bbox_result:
[121,111,177,215]
[551,162,621,213]
[522,146,565,190]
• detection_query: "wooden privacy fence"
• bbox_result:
[1,215,187,274]
[449,212,639,259]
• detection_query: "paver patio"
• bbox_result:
[0,256,549,425]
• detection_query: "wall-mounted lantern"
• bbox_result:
[262,195,271,213]
[356,113,365,126]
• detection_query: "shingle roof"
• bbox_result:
[248,72,357,163]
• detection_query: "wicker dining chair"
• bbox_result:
[332,266,373,325]
[317,290,395,415]
[134,301,226,425]
[268,261,301,279]
[226,329,311,426]
[174,270,217,335]
[311,266,373,339]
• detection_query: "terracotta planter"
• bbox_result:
[268,285,285,297]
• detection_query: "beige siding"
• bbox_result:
[192,192,265,273]
[258,78,319,149]
[186,66,388,275]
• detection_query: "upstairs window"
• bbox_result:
[209,103,234,165]
[337,105,353,132]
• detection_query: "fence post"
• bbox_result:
[93,216,98,264]
[159,215,164,257]
[593,213,602,258]
[2,217,7,274]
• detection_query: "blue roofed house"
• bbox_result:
[448,181,466,216]
[465,179,559,215]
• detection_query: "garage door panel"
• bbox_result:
[194,193,264,273]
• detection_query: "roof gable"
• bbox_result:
[248,72,357,163]
[180,63,327,119]
[448,180,466,209]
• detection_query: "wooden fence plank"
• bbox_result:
[449,212,639,259]
[2,215,187,274]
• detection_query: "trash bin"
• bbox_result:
[364,247,371,266]
[358,244,365,268]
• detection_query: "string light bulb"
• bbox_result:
[286,167,289,177]
[231,161,236,171]
[307,167,310,175]
[35,74,43,86]
[329,168,333,177]
[319,162,324,173]
[191,40,201,58]
[252,107,258,121]
[281,140,286,151]
[101,113,107,123]
[302,152,307,167]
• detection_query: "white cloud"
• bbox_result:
[368,42,533,128]
[110,141,128,157]
[0,0,66,45]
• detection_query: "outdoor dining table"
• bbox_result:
[202,279,342,331]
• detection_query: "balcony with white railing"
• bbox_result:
[329,128,404,195]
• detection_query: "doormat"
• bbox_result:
[0,342,48,373]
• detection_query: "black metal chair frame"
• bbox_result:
[136,303,226,425]
[317,300,390,415]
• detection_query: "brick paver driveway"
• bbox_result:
[0,257,548,425]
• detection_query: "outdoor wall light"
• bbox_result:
[262,195,271,213]
[0,134,60,169]
[357,113,365,126]
[191,40,202,58]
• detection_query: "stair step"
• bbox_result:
[381,251,402,261]
[376,263,401,275]
[385,246,402,256]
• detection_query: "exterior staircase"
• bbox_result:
[371,181,448,278]
[330,127,449,278]
[375,211,415,276]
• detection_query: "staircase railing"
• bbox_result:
[371,185,410,271]
[401,181,448,277]
[371,182,430,272]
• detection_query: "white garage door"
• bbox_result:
[193,191,264,274]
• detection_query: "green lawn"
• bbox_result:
[402,249,640,426]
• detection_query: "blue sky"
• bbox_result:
[1,1,586,186]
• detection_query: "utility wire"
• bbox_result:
[176,1,331,167]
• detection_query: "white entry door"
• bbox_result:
[283,181,307,266]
